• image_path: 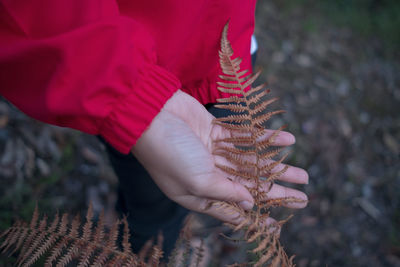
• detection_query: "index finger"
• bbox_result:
[213,126,295,147]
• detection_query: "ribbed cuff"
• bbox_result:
[100,64,181,154]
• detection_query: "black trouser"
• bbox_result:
[103,52,257,256]
[103,141,188,256]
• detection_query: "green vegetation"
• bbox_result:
[280,0,400,56]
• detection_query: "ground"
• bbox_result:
[0,1,399,266]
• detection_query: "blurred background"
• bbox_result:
[0,0,399,266]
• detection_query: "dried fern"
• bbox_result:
[0,204,164,267]
[212,22,305,266]
[0,205,201,267]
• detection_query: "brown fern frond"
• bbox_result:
[253,126,271,139]
[213,120,253,132]
[166,216,194,267]
[214,145,256,155]
[45,213,69,266]
[242,70,262,89]
[260,198,307,212]
[211,201,245,221]
[92,249,110,267]
[149,232,163,267]
[18,216,48,266]
[249,97,278,115]
[77,208,97,267]
[259,147,285,160]
[218,75,241,82]
[214,114,251,123]
[214,136,255,146]
[23,213,60,266]
[247,86,270,103]
[194,239,205,267]
[254,246,275,267]
[138,238,154,263]
[167,233,184,267]
[217,81,243,89]
[106,219,120,251]
[213,151,257,169]
[216,87,243,95]
[93,210,105,243]
[1,221,22,254]
[29,204,39,230]
[252,235,274,254]
[0,225,13,241]
[8,223,29,257]
[121,216,132,254]
[82,204,94,240]
[216,95,245,103]
[0,206,149,267]
[247,229,265,243]
[214,103,248,113]
[69,214,81,239]
[218,68,249,78]
[265,165,289,183]
[277,215,294,227]
[215,164,258,180]
[212,21,298,267]
[233,218,252,232]
[252,110,286,126]
[257,125,287,149]
[58,243,80,267]
[268,124,287,135]
[77,245,96,267]
[259,154,289,174]
[136,232,164,267]
[2,210,37,260]
[45,240,67,267]
[18,205,41,258]
[273,244,294,267]
[53,216,82,266]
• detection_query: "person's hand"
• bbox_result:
[132,90,308,224]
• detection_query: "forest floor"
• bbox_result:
[0,1,399,266]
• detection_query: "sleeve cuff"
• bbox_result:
[99,64,181,154]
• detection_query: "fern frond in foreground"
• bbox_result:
[212,22,305,267]
[0,204,160,267]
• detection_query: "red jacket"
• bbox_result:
[0,0,255,154]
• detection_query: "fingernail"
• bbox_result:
[302,169,309,184]
[239,201,254,210]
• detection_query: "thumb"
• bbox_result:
[197,175,254,210]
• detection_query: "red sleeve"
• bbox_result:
[0,0,181,154]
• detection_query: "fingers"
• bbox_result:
[203,202,247,225]
[260,161,309,184]
[174,195,245,224]
[203,206,279,232]
[213,151,308,185]
[190,174,254,210]
[261,182,308,209]
[213,125,296,147]
[213,126,308,185]
[176,195,279,228]
[274,164,309,184]
[259,129,295,146]
[187,169,307,212]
